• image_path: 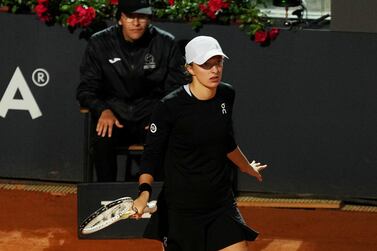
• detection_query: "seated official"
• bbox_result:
[76,0,186,182]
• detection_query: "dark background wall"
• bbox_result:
[0,14,376,199]
[0,14,87,181]
[331,0,377,33]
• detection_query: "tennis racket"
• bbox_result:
[79,197,157,234]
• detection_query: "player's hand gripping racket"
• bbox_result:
[79,197,157,234]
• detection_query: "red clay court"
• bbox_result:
[0,180,376,251]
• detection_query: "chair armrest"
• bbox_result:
[80,107,90,114]
[128,144,144,151]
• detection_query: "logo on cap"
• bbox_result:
[150,123,157,133]
[109,58,121,64]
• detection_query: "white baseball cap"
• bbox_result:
[185,36,228,65]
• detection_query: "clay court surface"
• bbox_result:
[0,181,376,251]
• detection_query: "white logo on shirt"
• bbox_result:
[221,103,227,114]
[163,236,168,247]
[108,58,121,64]
[150,123,157,133]
[143,53,156,69]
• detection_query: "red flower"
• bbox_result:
[269,28,280,40]
[79,6,96,27]
[67,5,96,28]
[254,30,268,44]
[37,0,49,4]
[253,28,280,45]
[199,3,207,12]
[34,4,47,16]
[199,0,229,20]
[199,4,213,19]
[34,3,50,22]
[208,0,229,13]
[168,0,175,6]
[109,0,118,5]
[67,14,79,27]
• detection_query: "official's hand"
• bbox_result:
[96,109,124,137]
[246,160,267,182]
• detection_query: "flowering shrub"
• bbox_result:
[154,0,279,44]
[0,0,279,44]
[31,0,116,30]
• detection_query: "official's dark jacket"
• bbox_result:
[76,24,186,122]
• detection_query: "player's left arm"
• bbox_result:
[227,146,267,182]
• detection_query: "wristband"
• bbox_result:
[138,183,152,197]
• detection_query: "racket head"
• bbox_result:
[79,197,135,234]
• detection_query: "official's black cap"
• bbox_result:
[118,0,152,15]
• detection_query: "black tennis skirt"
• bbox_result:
[143,192,259,251]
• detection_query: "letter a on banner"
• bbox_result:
[0,67,42,119]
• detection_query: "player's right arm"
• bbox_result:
[132,99,173,218]
[133,173,154,217]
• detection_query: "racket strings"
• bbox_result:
[80,197,135,234]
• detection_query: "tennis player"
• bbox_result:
[133,36,267,251]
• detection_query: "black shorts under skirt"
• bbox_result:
[143,192,259,251]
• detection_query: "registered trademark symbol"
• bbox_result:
[32,68,50,87]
